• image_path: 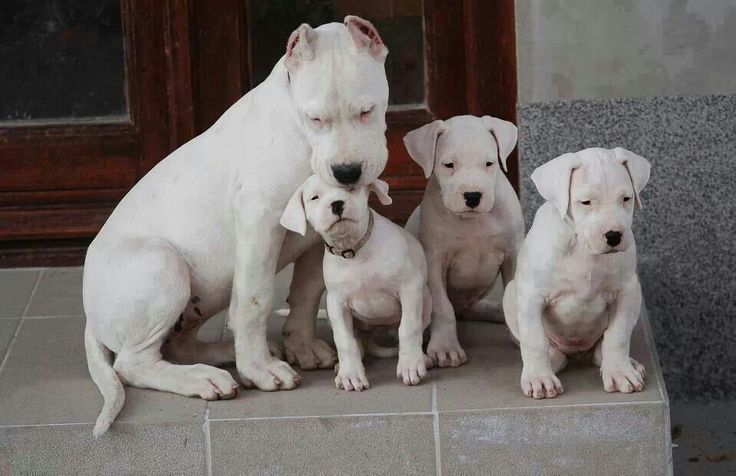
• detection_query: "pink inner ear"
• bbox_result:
[359,24,380,43]
[286,30,300,56]
[348,17,383,45]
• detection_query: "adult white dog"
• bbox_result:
[83,16,390,436]
[403,115,524,368]
[281,175,432,390]
[503,147,651,399]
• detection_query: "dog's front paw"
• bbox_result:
[187,364,240,401]
[335,362,369,391]
[427,329,468,368]
[284,333,337,370]
[520,366,564,399]
[396,352,430,386]
[600,358,645,393]
[239,358,301,391]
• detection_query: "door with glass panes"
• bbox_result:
[0,0,516,265]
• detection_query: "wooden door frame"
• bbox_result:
[0,0,517,267]
[0,0,200,266]
[374,0,518,222]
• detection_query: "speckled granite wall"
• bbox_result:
[517,94,736,401]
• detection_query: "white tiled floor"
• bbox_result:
[0,267,674,475]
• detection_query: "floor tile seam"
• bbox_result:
[0,320,23,373]
[0,415,210,429]
[436,399,667,415]
[0,271,42,374]
[203,407,213,476]
[20,314,86,320]
[21,270,44,318]
[0,267,47,273]
[207,410,434,423]
[641,308,669,404]
[2,364,90,370]
[641,310,673,472]
[432,382,442,476]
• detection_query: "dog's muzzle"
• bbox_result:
[324,210,373,259]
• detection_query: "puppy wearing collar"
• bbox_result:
[403,115,525,368]
[503,147,651,399]
[281,175,432,390]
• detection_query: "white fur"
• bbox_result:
[404,115,524,368]
[83,17,389,435]
[503,147,651,399]
[281,175,432,389]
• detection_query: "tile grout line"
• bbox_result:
[18,314,85,320]
[0,417,202,429]
[0,421,91,429]
[640,308,673,472]
[432,382,442,476]
[0,270,43,374]
[203,407,213,476]
[208,411,434,423]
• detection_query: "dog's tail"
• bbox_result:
[363,329,399,358]
[84,324,125,437]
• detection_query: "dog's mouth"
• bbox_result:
[603,248,622,254]
[328,217,356,230]
[457,207,492,218]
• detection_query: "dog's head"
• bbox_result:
[403,115,517,216]
[280,174,392,244]
[531,147,651,255]
[285,17,389,188]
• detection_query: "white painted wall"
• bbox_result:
[516,0,736,102]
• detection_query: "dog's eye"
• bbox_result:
[309,116,322,125]
[623,196,632,203]
[444,163,454,169]
[580,200,591,206]
[485,161,493,167]
[359,107,373,120]
[310,195,319,201]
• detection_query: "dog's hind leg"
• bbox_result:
[86,237,238,401]
[163,333,235,367]
[114,349,238,400]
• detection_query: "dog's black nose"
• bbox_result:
[331,200,345,217]
[605,230,622,247]
[464,191,482,209]
[331,163,362,185]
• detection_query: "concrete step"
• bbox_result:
[0,267,671,474]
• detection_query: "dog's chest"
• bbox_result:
[347,290,402,326]
[446,247,504,291]
[325,257,404,325]
[543,257,621,342]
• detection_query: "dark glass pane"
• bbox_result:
[248,0,424,105]
[0,0,127,123]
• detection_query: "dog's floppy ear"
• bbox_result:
[614,147,651,209]
[480,116,518,172]
[280,184,307,236]
[403,120,446,179]
[531,152,582,218]
[345,16,388,62]
[368,178,393,206]
[285,24,317,71]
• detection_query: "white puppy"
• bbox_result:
[83,17,390,435]
[403,115,524,368]
[281,175,432,390]
[503,147,651,399]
